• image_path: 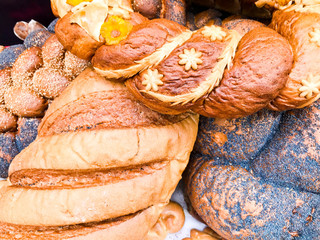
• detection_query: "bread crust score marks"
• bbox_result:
[140,25,241,106]
[0,68,199,239]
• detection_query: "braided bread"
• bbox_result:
[0,21,89,177]
[53,0,320,118]
[0,67,198,239]
[183,2,320,239]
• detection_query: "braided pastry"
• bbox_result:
[0,21,89,177]
[54,0,302,118]
[183,2,320,239]
[54,0,320,118]
[267,2,320,110]
[0,67,198,239]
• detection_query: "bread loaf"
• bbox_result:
[0,67,198,239]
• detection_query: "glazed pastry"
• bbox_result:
[122,22,292,118]
[0,68,198,239]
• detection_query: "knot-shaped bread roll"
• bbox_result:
[0,68,198,239]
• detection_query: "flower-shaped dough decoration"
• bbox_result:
[309,27,320,47]
[299,73,320,99]
[201,25,227,41]
[178,48,203,71]
[142,69,164,92]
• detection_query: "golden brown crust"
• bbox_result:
[32,68,70,99]
[195,27,293,118]
[4,86,47,117]
[0,68,12,104]
[268,9,320,110]
[63,51,91,79]
[42,34,66,70]
[0,204,162,240]
[126,30,227,114]
[11,47,43,88]
[126,25,292,118]
[55,12,105,60]
[10,161,168,189]
[145,201,185,240]
[92,18,187,79]
[2,68,198,238]
[221,16,265,37]
[0,33,89,120]
[55,11,147,61]
[0,105,17,132]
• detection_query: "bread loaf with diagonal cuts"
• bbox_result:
[0,67,198,239]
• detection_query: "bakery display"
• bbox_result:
[54,0,293,118]
[0,0,320,239]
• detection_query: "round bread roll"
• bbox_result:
[0,67,199,239]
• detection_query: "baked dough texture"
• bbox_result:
[185,101,320,239]
[0,24,89,178]
[0,68,198,239]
